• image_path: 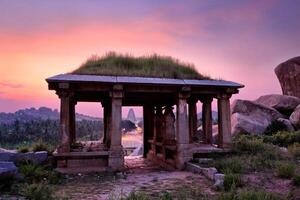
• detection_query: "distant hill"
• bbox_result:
[197,111,218,122]
[0,107,100,124]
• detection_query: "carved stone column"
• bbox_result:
[69,99,76,146]
[108,85,124,171]
[143,105,154,157]
[163,106,176,145]
[217,94,232,148]
[176,89,191,169]
[200,97,213,144]
[103,100,111,147]
[188,98,198,143]
[155,106,164,143]
[56,88,73,153]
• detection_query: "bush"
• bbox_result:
[19,163,47,183]
[288,143,300,159]
[233,135,269,155]
[159,192,172,200]
[293,175,300,186]
[17,146,30,153]
[20,183,55,200]
[31,140,51,154]
[264,120,288,135]
[263,131,300,147]
[214,157,244,174]
[276,162,296,179]
[216,189,284,200]
[223,174,242,191]
[125,191,150,200]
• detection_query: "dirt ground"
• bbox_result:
[54,156,216,200]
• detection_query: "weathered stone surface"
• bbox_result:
[201,167,217,180]
[290,105,300,129]
[277,118,295,131]
[275,56,300,98]
[255,94,300,116]
[0,161,18,178]
[213,173,225,190]
[0,151,48,164]
[231,99,283,135]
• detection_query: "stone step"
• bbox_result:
[193,158,214,165]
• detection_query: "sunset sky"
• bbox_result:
[0,0,300,117]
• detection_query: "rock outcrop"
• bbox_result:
[231,99,283,135]
[290,105,300,129]
[275,56,300,98]
[255,94,300,116]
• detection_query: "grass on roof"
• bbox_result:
[72,52,210,80]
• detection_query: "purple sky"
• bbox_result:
[0,0,300,117]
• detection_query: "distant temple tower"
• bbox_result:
[127,108,136,123]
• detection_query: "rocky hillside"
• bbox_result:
[0,107,100,124]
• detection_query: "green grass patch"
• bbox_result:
[19,183,56,200]
[276,162,296,179]
[288,143,300,159]
[214,157,244,174]
[263,131,300,147]
[72,52,211,80]
[223,174,242,192]
[293,175,300,186]
[216,189,284,200]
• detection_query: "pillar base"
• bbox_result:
[175,144,192,170]
[108,146,124,171]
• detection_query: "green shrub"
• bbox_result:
[264,120,288,135]
[125,191,150,200]
[237,189,284,200]
[20,183,55,200]
[293,175,300,186]
[31,140,51,154]
[159,192,172,200]
[247,154,277,171]
[233,135,268,155]
[216,189,284,200]
[276,162,296,179]
[214,157,244,174]
[17,146,30,153]
[263,131,300,147]
[19,163,47,183]
[288,143,300,159]
[223,174,242,191]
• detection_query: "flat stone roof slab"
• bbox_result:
[47,74,244,88]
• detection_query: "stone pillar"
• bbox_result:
[163,106,176,145]
[201,97,213,144]
[217,94,232,148]
[108,85,124,171]
[103,101,111,147]
[155,106,164,143]
[57,90,73,153]
[176,89,191,169]
[188,99,198,143]
[69,100,76,146]
[143,105,154,157]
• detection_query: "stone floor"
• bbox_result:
[55,156,216,200]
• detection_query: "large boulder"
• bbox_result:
[255,94,300,116]
[231,99,284,135]
[290,105,300,129]
[275,56,300,98]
